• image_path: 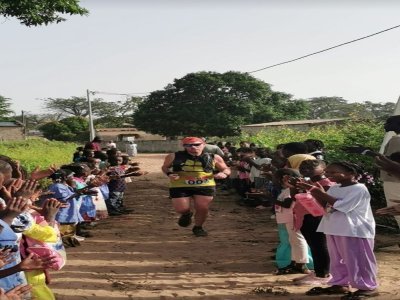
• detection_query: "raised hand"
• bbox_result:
[0,284,32,300]
[19,253,57,271]
[1,197,30,224]
[0,179,23,202]
[41,198,64,223]
[13,180,41,201]
[0,248,14,268]
[29,164,57,180]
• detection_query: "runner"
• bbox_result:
[162,137,231,237]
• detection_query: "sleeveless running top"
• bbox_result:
[170,151,216,188]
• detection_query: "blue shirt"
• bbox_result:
[49,183,84,224]
[0,219,27,292]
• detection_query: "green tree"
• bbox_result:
[94,96,143,128]
[133,71,309,137]
[305,97,351,119]
[0,0,88,26]
[305,97,395,120]
[43,96,143,128]
[0,95,14,118]
[39,116,89,141]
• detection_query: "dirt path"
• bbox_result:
[52,154,400,300]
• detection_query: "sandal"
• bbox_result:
[306,285,350,296]
[275,266,309,275]
[341,290,379,299]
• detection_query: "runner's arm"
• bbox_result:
[161,153,176,177]
[214,155,231,179]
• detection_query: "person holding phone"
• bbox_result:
[162,137,230,237]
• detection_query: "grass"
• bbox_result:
[0,138,77,172]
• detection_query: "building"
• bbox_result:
[0,121,25,141]
[241,118,346,135]
[95,128,165,142]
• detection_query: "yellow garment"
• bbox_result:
[25,270,55,300]
[23,222,58,299]
[170,157,215,188]
[23,223,57,243]
[287,154,316,170]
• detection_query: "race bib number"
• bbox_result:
[184,178,210,185]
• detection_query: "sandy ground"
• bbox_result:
[51,154,400,300]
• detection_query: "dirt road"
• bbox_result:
[52,154,400,300]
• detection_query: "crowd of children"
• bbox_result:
[0,139,146,299]
[0,135,392,299]
[213,139,379,299]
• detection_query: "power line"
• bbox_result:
[247,24,400,74]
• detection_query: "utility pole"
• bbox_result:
[87,89,95,141]
[21,110,27,140]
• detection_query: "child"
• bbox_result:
[293,159,334,285]
[106,156,130,216]
[302,161,378,298]
[273,168,313,274]
[235,148,254,198]
[48,169,84,247]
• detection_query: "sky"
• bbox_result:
[1,0,400,115]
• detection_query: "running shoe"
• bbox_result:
[178,212,193,227]
[192,226,208,237]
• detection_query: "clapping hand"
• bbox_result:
[0,197,30,225]
[41,198,66,223]
[0,284,32,300]
[0,248,14,268]
[30,164,57,180]
[19,253,57,271]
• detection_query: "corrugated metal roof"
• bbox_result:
[0,121,23,127]
[242,118,346,127]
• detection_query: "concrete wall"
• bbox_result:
[115,140,181,153]
[0,127,24,141]
[242,124,311,135]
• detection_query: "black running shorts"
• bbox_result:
[169,187,216,198]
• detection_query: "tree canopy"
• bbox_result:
[42,96,142,128]
[305,97,395,120]
[0,95,14,118]
[133,71,309,137]
[38,116,89,141]
[0,0,88,26]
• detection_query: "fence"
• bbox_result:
[116,140,181,153]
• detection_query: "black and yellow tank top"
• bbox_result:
[170,151,216,188]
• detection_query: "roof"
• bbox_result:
[242,118,346,127]
[95,127,165,140]
[96,128,142,135]
[0,121,24,127]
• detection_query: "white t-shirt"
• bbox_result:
[317,183,375,238]
[250,157,271,182]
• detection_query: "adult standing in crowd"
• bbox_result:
[162,137,230,237]
[381,115,400,228]
[126,141,138,157]
[85,136,103,151]
[202,138,224,156]
[107,140,117,150]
